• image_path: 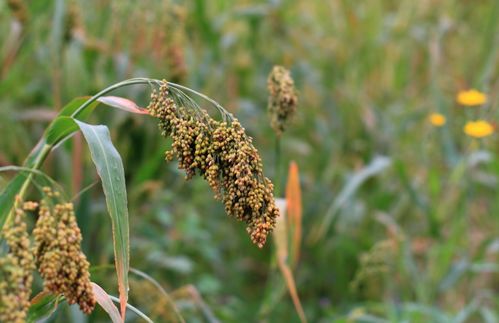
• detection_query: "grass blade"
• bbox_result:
[75,120,130,321]
[0,139,47,229]
[45,98,99,145]
[311,156,392,242]
[27,292,61,322]
[91,283,122,323]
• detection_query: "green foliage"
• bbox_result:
[75,120,130,319]
[1,0,498,322]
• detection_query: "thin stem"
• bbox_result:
[274,136,282,197]
[4,144,52,226]
[0,165,66,195]
[168,82,234,121]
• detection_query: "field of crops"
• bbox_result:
[1,1,498,322]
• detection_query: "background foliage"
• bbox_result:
[1,0,498,322]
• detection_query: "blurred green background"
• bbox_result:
[1,0,498,322]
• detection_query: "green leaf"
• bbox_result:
[27,292,61,322]
[0,174,26,229]
[58,96,92,117]
[75,120,130,320]
[1,98,99,230]
[0,139,48,229]
[45,98,99,145]
[45,116,77,145]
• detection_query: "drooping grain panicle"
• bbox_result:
[0,198,35,323]
[33,189,96,314]
[267,65,298,136]
[148,81,279,247]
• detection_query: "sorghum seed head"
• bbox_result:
[0,198,35,323]
[267,65,298,135]
[148,82,279,247]
[34,189,96,314]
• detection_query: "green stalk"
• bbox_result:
[274,135,282,196]
[3,144,52,226]
[258,134,284,318]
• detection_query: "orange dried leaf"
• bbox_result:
[286,161,302,265]
[273,199,307,323]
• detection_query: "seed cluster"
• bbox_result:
[148,82,279,247]
[33,194,95,314]
[0,201,35,323]
[267,65,298,135]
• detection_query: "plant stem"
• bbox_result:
[4,144,52,226]
[274,135,282,196]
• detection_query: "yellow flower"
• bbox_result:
[463,120,494,138]
[428,113,446,127]
[457,89,487,106]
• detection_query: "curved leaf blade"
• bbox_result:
[98,96,149,115]
[75,120,129,321]
[91,283,122,323]
[0,139,47,229]
[27,291,61,322]
[58,96,93,117]
[45,98,99,146]
[45,116,78,145]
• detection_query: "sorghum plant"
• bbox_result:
[0,78,278,322]
[267,65,298,137]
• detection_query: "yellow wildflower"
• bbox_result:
[457,89,487,106]
[428,113,446,127]
[463,120,494,138]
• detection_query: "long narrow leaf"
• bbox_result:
[75,120,130,321]
[312,156,391,242]
[58,97,92,117]
[0,139,47,229]
[91,283,122,323]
